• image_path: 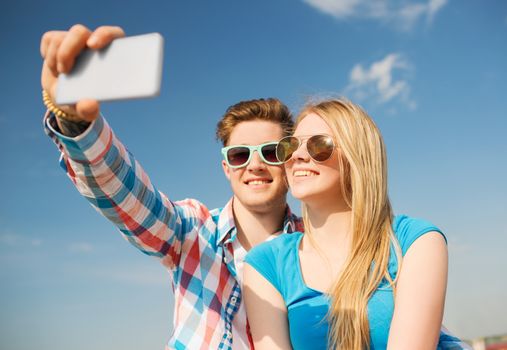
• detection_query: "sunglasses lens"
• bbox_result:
[307,135,335,162]
[276,137,299,162]
[261,143,279,163]
[227,147,251,167]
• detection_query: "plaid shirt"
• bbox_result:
[44,113,303,350]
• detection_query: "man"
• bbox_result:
[41,24,302,349]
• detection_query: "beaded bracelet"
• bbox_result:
[42,90,84,122]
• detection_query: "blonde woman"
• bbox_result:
[243,99,467,349]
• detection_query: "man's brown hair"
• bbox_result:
[216,98,293,146]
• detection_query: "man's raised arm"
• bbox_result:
[41,25,209,277]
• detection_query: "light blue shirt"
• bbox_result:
[245,215,466,349]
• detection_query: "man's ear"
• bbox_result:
[222,160,231,181]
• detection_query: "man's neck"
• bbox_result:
[232,197,287,251]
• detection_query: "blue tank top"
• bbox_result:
[244,215,465,349]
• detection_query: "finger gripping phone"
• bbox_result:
[55,32,164,105]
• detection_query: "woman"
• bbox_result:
[243,99,466,349]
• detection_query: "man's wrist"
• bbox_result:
[45,111,110,165]
[54,114,91,137]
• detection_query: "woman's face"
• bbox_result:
[285,113,344,207]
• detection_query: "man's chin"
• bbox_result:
[237,194,287,212]
[243,198,274,209]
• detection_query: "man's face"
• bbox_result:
[222,120,288,213]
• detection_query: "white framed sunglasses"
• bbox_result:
[221,142,282,168]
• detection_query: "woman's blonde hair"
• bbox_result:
[297,98,400,349]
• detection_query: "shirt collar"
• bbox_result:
[217,198,237,245]
[283,205,303,234]
[217,198,302,246]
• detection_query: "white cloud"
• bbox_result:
[303,0,363,18]
[68,242,94,253]
[427,0,448,20]
[0,232,43,247]
[345,53,416,109]
[397,3,428,29]
[302,0,448,30]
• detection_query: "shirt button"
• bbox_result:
[231,296,237,304]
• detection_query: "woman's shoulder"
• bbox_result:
[393,215,446,256]
[244,232,304,298]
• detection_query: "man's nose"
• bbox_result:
[246,150,266,170]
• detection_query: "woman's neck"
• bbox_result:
[304,198,353,255]
[300,201,354,290]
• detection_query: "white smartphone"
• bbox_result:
[55,33,164,105]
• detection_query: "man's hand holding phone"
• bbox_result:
[40,25,126,122]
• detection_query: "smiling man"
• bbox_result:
[41,24,302,349]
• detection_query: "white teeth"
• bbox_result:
[248,180,269,185]
[294,170,317,177]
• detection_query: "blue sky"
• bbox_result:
[1,1,506,349]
